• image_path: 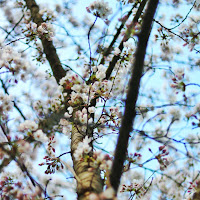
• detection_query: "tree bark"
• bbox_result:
[71,125,103,200]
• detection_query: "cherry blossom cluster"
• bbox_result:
[155,145,170,171]
[46,136,56,157]
[24,21,54,41]
[74,137,112,171]
[60,69,113,100]
[18,120,48,143]
[39,156,64,174]
[0,93,14,121]
[18,120,38,132]
[39,136,62,174]
[170,68,186,93]
[108,106,122,128]
[0,176,42,199]
[59,74,89,102]
[0,45,33,81]
[126,152,142,168]
[109,41,136,77]
[92,64,107,80]
[39,7,56,22]
[33,129,48,143]
[180,22,199,51]
[59,118,72,136]
[120,179,147,199]
[58,68,124,136]
[86,0,112,20]
[74,136,92,160]
[92,150,112,171]
[75,107,94,124]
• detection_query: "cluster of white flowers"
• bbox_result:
[169,108,181,120]
[25,21,37,32]
[60,107,73,136]
[33,100,47,117]
[61,123,72,136]
[170,68,186,92]
[39,7,56,21]
[25,21,54,41]
[94,64,107,80]
[33,129,48,143]
[37,22,54,41]
[86,0,112,19]
[64,106,73,118]
[40,76,60,97]
[74,136,92,160]
[0,45,33,81]
[18,120,38,132]
[60,118,72,136]
[123,41,136,55]
[93,80,113,99]
[113,47,121,56]
[18,120,47,143]
[60,106,96,135]
[93,151,112,170]
[174,68,185,80]
[75,108,93,124]
[0,93,14,119]
[59,72,113,102]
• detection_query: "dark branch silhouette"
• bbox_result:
[109,0,159,192]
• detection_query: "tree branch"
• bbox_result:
[105,0,148,80]
[100,2,138,65]
[25,0,66,84]
[109,0,159,193]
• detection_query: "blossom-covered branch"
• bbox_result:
[25,0,66,83]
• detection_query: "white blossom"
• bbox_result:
[64,112,72,118]
[74,136,92,160]
[87,0,112,19]
[113,47,121,55]
[88,106,95,113]
[18,120,38,132]
[33,129,48,143]
[96,64,106,80]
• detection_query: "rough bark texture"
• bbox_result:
[71,125,103,200]
[109,0,159,193]
[25,0,66,84]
